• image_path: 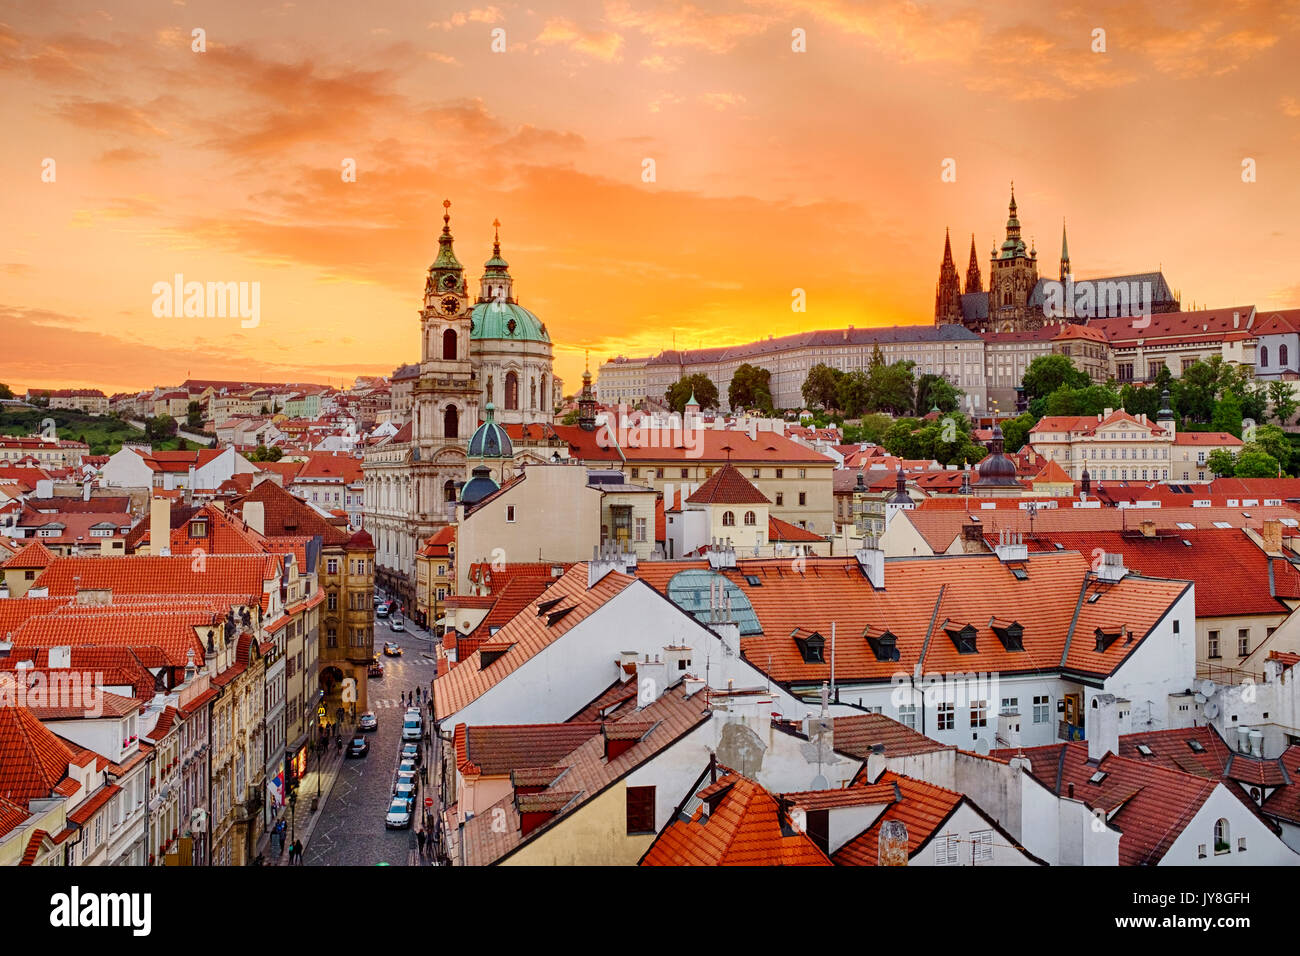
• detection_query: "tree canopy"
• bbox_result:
[665,374,719,414]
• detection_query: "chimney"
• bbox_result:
[150,496,171,556]
[1262,519,1283,554]
[1094,551,1126,582]
[588,541,637,588]
[48,646,72,670]
[961,521,984,554]
[995,707,1021,750]
[82,481,91,503]
[635,653,668,705]
[1249,729,1263,758]
[1139,519,1156,538]
[243,500,265,536]
[855,537,885,588]
[1233,310,1240,329]
[994,529,1028,562]
[1088,694,1120,762]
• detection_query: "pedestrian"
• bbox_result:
[417,829,427,856]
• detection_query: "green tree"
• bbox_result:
[1119,383,1162,421]
[1236,446,1280,478]
[1210,390,1243,438]
[1044,384,1121,417]
[145,414,177,442]
[1173,359,1222,423]
[1001,412,1038,453]
[560,408,579,426]
[854,413,893,446]
[1206,448,1237,477]
[186,400,204,430]
[247,444,284,462]
[869,360,916,416]
[728,363,774,413]
[836,369,872,418]
[1249,424,1292,473]
[1022,355,1089,403]
[914,374,961,415]
[665,374,719,414]
[801,363,843,411]
[0,383,13,400]
[1268,380,1298,425]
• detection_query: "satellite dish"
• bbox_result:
[1198,679,1217,698]
[810,774,829,791]
[1204,701,1220,719]
[975,739,990,756]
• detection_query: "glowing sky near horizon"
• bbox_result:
[2,0,1299,396]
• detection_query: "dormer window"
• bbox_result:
[1094,627,1121,653]
[944,621,977,654]
[190,519,208,538]
[863,625,900,662]
[990,619,1024,652]
[791,628,825,663]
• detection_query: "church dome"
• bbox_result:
[468,403,513,458]
[976,425,1020,486]
[460,464,500,508]
[470,301,550,344]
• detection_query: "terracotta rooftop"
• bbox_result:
[685,464,771,506]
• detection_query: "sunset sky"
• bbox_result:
[2,0,1299,397]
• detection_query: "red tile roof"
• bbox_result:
[832,771,964,865]
[767,514,825,543]
[0,706,75,802]
[1,540,58,570]
[641,773,832,866]
[434,565,635,718]
[455,722,603,776]
[0,794,30,840]
[994,740,1218,865]
[634,552,1187,685]
[685,464,770,505]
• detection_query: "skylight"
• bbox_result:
[1137,744,1154,756]
[1089,771,1108,784]
[1176,522,1194,530]
[1213,522,1231,529]
[1187,739,1206,753]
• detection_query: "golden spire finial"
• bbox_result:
[443,198,451,228]
[492,218,501,256]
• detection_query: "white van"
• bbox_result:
[402,716,422,741]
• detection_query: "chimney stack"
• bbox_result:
[855,537,885,588]
[1088,694,1121,762]
[1139,519,1156,538]
[1262,519,1283,554]
[150,496,171,556]
[243,500,266,536]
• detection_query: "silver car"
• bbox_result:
[385,797,412,829]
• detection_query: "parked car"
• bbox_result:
[390,618,406,632]
[396,769,417,790]
[368,661,384,678]
[401,743,421,765]
[393,780,417,803]
[376,603,390,618]
[358,712,378,732]
[383,642,402,657]
[385,797,412,829]
[401,717,422,741]
[398,758,417,776]
[347,736,369,758]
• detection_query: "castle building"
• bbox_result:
[936,184,1178,333]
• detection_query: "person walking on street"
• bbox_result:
[417,829,427,857]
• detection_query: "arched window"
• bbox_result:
[722,511,735,526]
[743,511,756,526]
[443,480,456,503]
[1281,343,1290,367]
[1261,345,1269,367]
[1214,818,1230,854]
[505,371,519,410]
[530,377,536,409]
[540,374,548,409]
[443,405,459,439]
[442,328,457,360]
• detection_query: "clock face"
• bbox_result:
[441,296,460,315]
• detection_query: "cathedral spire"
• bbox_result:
[934,227,963,324]
[965,234,982,293]
[480,216,514,304]
[1059,218,1071,281]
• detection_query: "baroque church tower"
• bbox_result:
[412,199,480,530]
[934,228,964,325]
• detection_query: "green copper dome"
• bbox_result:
[468,403,513,458]
[470,301,550,343]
